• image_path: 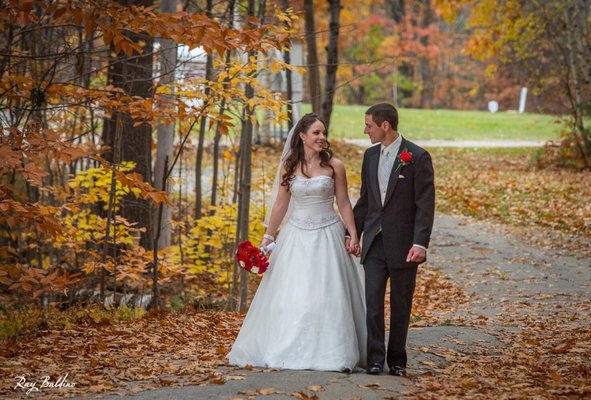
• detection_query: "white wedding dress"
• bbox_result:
[228,175,367,371]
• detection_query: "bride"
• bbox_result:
[227,113,366,372]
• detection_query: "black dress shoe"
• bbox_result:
[367,364,383,375]
[389,366,407,376]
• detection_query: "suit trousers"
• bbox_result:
[363,233,417,369]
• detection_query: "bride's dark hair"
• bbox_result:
[281,113,334,189]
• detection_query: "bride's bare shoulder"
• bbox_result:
[329,157,344,168]
[329,158,347,177]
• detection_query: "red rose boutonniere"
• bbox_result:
[397,149,413,170]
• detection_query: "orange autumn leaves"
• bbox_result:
[0,311,243,398]
[431,148,591,241]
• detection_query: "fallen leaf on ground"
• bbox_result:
[289,391,319,399]
[359,383,381,389]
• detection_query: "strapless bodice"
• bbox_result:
[288,175,340,230]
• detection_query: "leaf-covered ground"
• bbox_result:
[408,214,590,399]
[430,147,591,258]
[1,311,242,398]
[0,264,457,399]
[2,143,589,398]
[414,301,591,399]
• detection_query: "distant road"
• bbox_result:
[345,138,547,148]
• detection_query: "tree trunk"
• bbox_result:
[153,0,177,249]
[388,0,413,106]
[237,104,255,312]
[258,65,271,144]
[230,113,247,310]
[211,49,233,208]
[101,114,123,302]
[280,0,294,129]
[418,0,434,109]
[235,0,257,312]
[195,0,214,219]
[320,0,341,131]
[386,0,406,23]
[150,156,168,310]
[571,0,591,162]
[212,0,236,209]
[284,44,294,130]
[563,4,591,166]
[304,0,321,114]
[392,64,399,107]
[101,0,154,250]
[281,0,294,131]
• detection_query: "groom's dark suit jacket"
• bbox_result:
[354,138,435,269]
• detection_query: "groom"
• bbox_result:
[350,103,435,376]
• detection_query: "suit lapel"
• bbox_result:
[383,137,406,207]
[368,148,381,206]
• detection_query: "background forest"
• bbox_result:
[2,0,590,317]
[1,0,590,352]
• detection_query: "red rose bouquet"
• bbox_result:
[235,240,270,274]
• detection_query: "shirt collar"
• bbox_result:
[380,134,402,157]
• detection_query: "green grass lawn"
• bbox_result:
[300,104,564,141]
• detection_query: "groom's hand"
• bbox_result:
[345,236,361,257]
[406,246,426,263]
[345,237,358,255]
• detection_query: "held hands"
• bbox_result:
[345,236,361,257]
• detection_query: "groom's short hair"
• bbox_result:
[366,103,398,131]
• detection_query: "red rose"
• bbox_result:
[400,151,412,164]
[396,149,413,171]
[235,240,270,275]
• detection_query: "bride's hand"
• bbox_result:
[260,237,273,254]
[348,236,360,256]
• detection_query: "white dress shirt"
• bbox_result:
[378,136,402,205]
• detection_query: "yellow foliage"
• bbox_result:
[175,200,266,287]
[69,162,136,211]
